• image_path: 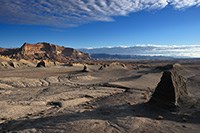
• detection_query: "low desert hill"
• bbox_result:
[0,42,91,62]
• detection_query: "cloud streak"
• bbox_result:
[0,0,200,27]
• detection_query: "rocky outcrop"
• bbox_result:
[36,61,46,67]
[149,70,190,109]
[156,63,182,71]
[0,42,91,62]
[82,65,91,72]
[98,62,126,70]
[9,61,21,68]
[0,48,19,56]
[81,65,87,72]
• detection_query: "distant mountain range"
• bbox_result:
[0,42,91,62]
[78,45,200,58]
[90,53,174,60]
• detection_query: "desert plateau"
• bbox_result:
[0,43,199,133]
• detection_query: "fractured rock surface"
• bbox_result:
[149,70,190,108]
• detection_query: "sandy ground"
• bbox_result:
[0,60,200,133]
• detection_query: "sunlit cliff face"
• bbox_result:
[0,42,91,62]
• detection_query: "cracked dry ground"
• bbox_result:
[0,65,200,133]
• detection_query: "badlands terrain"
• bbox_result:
[0,43,200,132]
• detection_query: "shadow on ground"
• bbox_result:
[1,99,200,132]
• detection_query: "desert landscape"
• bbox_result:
[1,1,200,132]
[0,43,200,133]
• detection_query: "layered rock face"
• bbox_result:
[149,70,189,108]
[0,48,19,56]
[0,42,91,62]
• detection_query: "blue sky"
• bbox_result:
[0,0,200,49]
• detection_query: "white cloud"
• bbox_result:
[0,0,199,27]
[168,0,200,9]
[79,44,200,57]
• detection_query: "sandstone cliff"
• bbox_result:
[0,42,91,62]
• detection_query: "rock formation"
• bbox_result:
[1,61,11,68]
[36,61,46,67]
[82,65,89,72]
[149,70,190,109]
[9,61,20,68]
[0,42,91,62]
[0,48,19,56]
[156,63,182,71]
[98,64,108,70]
[98,62,126,70]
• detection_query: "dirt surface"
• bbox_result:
[0,60,200,133]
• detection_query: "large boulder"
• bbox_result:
[149,70,189,109]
